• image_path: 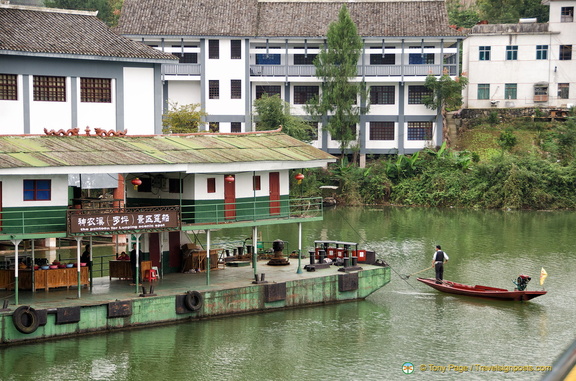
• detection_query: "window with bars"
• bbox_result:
[370,46,395,65]
[209,40,219,59]
[294,86,319,104]
[561,6,574,22]
[407,122,433,141]
[168,178,183,194]
[171,45,197,63]
[207,178,216,193]
[0,74,17,100]
[560,45,572,60]
[80,78,112,103]
[558,83,570,99]
[294,47,317,65]
[209,80,219,99]
[478,84,490,100]
[209,122,219,132]
[231,40,241,59]
[505,83,517,100]
[307,122,319,141]
[33,76,66,102]
[407,85,431,104]
[479,46,491,61]
[255,85,281,99]
[231,80,241,99]
[370,86,395,104]
[23,179,51,201]
[506,45,518,60]
[231,122,242,133]
[330,125,356,141]
[369,122,395,140]
[536,45,548,60]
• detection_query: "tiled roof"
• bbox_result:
[117,0,463,38]
[0,131,336,172]
[0,5,177,61]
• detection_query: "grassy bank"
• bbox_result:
[292,117,576,210]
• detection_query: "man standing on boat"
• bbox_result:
[432,245,449,284]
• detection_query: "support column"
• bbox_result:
[75,237,82,299]
[206,229,211,285]
[252,226,258,279]
[11,239,22,305]
[133,234,142,293]
[297,222,303,274]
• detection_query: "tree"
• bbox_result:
[162,102,207,134]
[44,0,123,26]
[423,73,468,146]
[477,0,548,23]
[305,5,368,158]
[447,0,481,28]
[253,94,316,142]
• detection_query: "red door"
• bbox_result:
[169,231,181,268]
[269,172,280,215]
[224,175,236,220]
[149,233,161,268]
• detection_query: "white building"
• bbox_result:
[117,0,464,156]
[462,0,575,109]
[0,4,177,136]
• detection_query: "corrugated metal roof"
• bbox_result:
[0,132,336,172]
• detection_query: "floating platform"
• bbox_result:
[0,260,390,345]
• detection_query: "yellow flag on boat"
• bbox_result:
[540,268,548,286]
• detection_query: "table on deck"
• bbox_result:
[0,267,89,291]
[109,260,151,280]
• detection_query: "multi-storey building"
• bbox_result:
[462,0,575,109]
[117,0,464,158]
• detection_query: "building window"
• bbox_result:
[0,74,17,100]
[369,122,395,140]
[33,76,65,102]
[255,85,281,99]
[505,83,517,100]
[330,125,356,141]
[207,178,216,193]
[307,122,319,141]
[168,178,183,194]
[560,45,572,60]
[536,45,548,60]
[209,40,219,59]
[409,46,434,64]
[172,45,197,63]
[407,85,432,104]
[479,46,491,61]
[294,47,317,65]
[231,122,242,133]
[478,84,490,100]
[23,179,51,201]
[231,40,241,59]
[137,178,152,192]
[209,122,219,132]
[370,86,395,105]
[558,83,570,99]
[231,80,241,99]
[256,47,281,65]
[534,84,548,102]
[80,78,112,103]
[561,7,574,22]
[253,176,261,191]
[209,80,219,99]
[407,122,433,141]
[370,47,395,65]
[506,46,518,60]
[294,86,319,104]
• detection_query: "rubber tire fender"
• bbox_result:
[184,290,203,311]
[12,306,40,334]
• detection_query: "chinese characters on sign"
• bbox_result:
[68,208,180,235]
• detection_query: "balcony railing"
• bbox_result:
[249,64,458,77]
[0,197,323,238]
[162,63,201,76]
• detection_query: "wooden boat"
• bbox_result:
[417,277,547,301]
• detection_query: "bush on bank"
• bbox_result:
[292,118,576,210]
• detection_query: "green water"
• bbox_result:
[1,206,574,380]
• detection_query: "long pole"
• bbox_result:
[134,233,141,293]
[206,229,211,285]
[12,239,22,305]
[297,222,303,274]
[76,237,82,299]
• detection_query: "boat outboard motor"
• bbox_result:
[514,275,531,291]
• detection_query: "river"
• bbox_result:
[1,206,573,380]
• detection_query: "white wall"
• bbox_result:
[123,67,155,134]
[29,77,72,134]
[167,81,201,107]
[1,175,69,207]
[77,79,117,131]
[0,75,24,134]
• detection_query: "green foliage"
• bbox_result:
[423,74,468,112]
[497,129,518,152]
[44,0,123,26]
[447,0,482,28]
[162,102,207,134]
[253,94,316,142]
[477,0,548,23]
[305,5,368,156]
[487,111,500,125]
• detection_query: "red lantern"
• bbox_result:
[295,173,305,184]
[131,178,142,190]
[225,175,235,183]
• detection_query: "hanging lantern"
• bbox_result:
[295,173,305,185]
[225,175,235,183]
[131,177,142,190]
